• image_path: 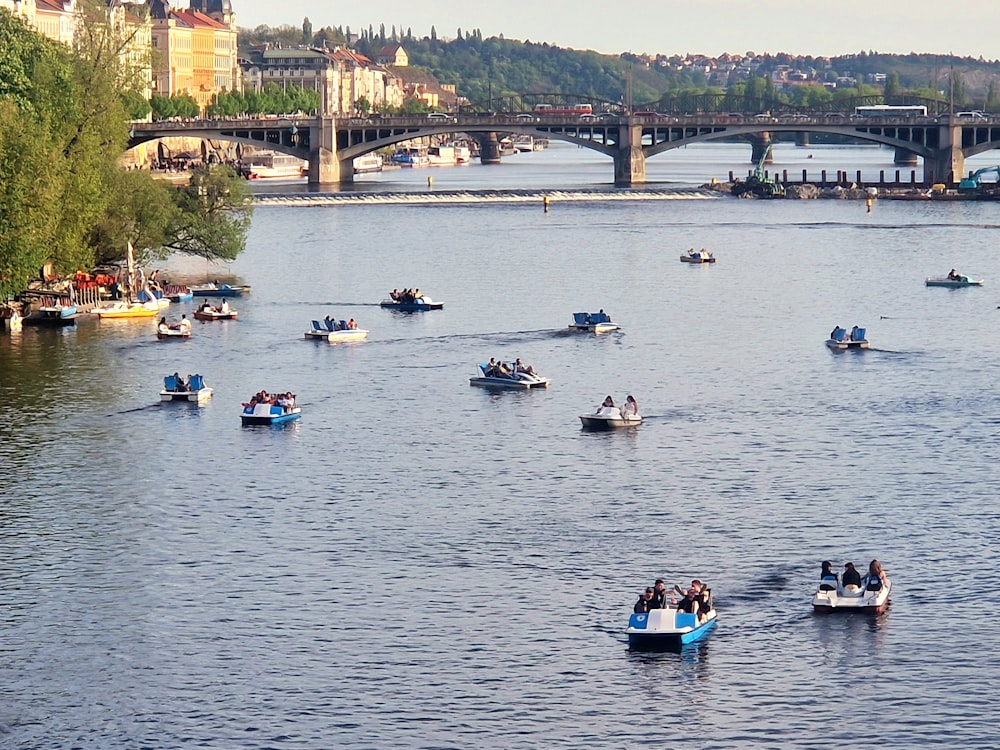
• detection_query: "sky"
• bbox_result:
[233,0,1000,59]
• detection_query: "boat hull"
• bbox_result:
[190,285,250,297]
[580,413,642,429]
[680,255,716,263]
[95,304,159,319]
[825,339,870,350]
[925,277,984,287]
[194,310,238,321]
[22,313,79,326]
[304,329,368,342]
[568,323,620,334]
[165,291,193,302]
[812,579,891,614]
[241,406,301,426]
[380,300,444,311]
[160,387,213,403]
[156,330,190,340]
[470,375,549,389]
[626,609,718,648]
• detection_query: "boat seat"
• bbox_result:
[324,319,337,331]
[312,320,323,331]
[675,612,697,630]
[833,328,846,342]
[478,364,489,375]
[269,405,284,415]
[339,320,347,330]
[853,327,866,341]
[189,375,204,390]
[572,312,589,325]
[164,375,177,391]
[590,312,607,323]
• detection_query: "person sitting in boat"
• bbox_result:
[172,372,187,392]
[485,358,498,377]
[677,588,701,615]
[597,395,615,413]
[688,247,698,257]
[495,359,513,377]
[690,579,712,612]
[634,588,655,614]
[948,268,960,280]
[830,326,843,340]
[390,288,400,301]
[347,318,357,330]
[413,288,422,300]
[649,579,668,609]
[842,562,862,590]
[220,298,230,313]
[819,561,839,591]
[598,308,611,322]
[864,559,886,592]
[178,314,191,333]
[158,317,170,334]
[620,395,638,418]
[514,358,535,376]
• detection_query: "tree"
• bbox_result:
[987,80,999,112]
[165,165,253,261]
[884,71,901,97]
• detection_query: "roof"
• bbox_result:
[171,9,229,30]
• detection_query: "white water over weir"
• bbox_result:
[252,188,721,207]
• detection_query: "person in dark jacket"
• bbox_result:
[843,562,862,589]
[633,588,654,614]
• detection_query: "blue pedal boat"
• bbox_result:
[626,608,718,649]
[240,402,301,426]
[568,311,620,333]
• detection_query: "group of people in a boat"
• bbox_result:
[485,357,536,378]
[687,247,714,259]
[829,325,865,342]
[199,299,231,314]
[819,560,886,592]
[158,315,191,334]
[243,390,297,412]
[170,372,191,391]
[596,394,639,416]
[324,315,358,331]
[389,288,424,304]
[634,578,713,620]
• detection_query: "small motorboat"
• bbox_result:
[160,373,213,403]
[193,304,238,321]
[626,607,718,648]
[826,325,869,350]
[925,275,984,288]
[190,283,251,297]
[304,319,368,342]
[580,404,642,429]
[469,362,550,389]
[241,402,301,426]
[812,577,892,614]
[94,299,160,319]
[380,296,444,311]
[568,311,619,333]
[680,249,716,263]
[21,304,79,326]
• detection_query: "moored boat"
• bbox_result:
[160,373,213,403]
[469,362,550,389]
[925,275,984,287]
[304,318,368,342]
[626,607,718,648]
[568,311,619,333]
[95,299,160,319]
[190,283,250,297]
[353,153,384,174]
[826,325,869,350]
[164,285,193,302]
[21,304,79,326]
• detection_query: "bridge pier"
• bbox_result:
[613,125,646,186]
[795,132,810,147]
[893,148,918,166]
[924,144,965,185]
[749,133,773,164]
[477,133,502,164]
[308,117,349,185]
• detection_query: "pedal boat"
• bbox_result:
[469,363,550,389]
[580,405,642,429]
[160,374,213,403]
[379,296,444,311]
[680,251,716,263]
[304,319,368,342]
[94,299,160,319]
[190,283,250,297]
[812,578,891,614]
[925,276,984,288]
[568,311,620,333]
[626,608,718,648]
[826,327,869,350]
[241,403,301,426]
[22,304,79,326]
[193,307,238,321]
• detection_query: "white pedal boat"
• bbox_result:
[580,405,642,429]
[812,578,892,614]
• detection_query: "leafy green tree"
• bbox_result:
[165,165,252,261]
[884,71,901,97]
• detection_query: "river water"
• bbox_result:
[3,142,1000,749]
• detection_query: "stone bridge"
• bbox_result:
[128,111,1000,186]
